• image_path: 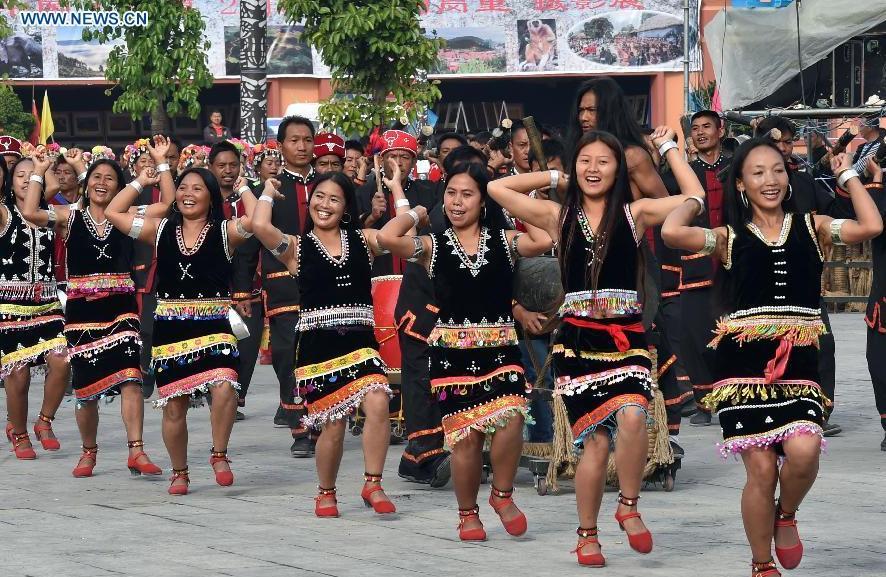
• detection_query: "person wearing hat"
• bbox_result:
[0,135,22,171]
[312,132,346,175]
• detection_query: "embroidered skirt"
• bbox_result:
[552,317,653,446]
[430,342,531,447]
[65,292,141,403]
[703,323,827,458]
[0,297,67,378]
[295,327,390,429]
[151,315,240,407]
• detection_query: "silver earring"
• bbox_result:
[482,205,487,219]
[785,185,793,201]
[740,189,749,208]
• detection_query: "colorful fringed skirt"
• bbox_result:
[295,327,390,429]
[151,298,240,407]
[703,309,828,457]
[65,274,141,403]
[429,325,531,448]
[552,315,653,446]
[0,282,67,378]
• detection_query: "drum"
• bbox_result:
[371,275,402,382]
[513,255,564,318]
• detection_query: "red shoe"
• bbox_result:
[33,413,60,451]
[72,446,98,478]
[572,527,605,567]
[488,485,527,536]
[7,426,37,460]
[752,558,782,577]
[458,506,487,541]
[126,440,162,475]
[168,467,189,495]
[209,448,234,486]
[774,501,803,569]
[614,493,653,554]
[361,473,396,514]
[315,486,339,518]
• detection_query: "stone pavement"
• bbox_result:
[2,313,886,577]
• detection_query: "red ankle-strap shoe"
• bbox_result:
[458,505,486,541]
[613,492,653,554]
[572,526,605,567]
[127,440,162,476]
[168,467,190,496]
[7,426,37,460]
[72,445,98,477]
[361,473,396,514]
[315,486,339,518]
[752,558,782,577]
[33,412,60,451]
[488,485,527,536]
[209,448,234,486]
[774,501,803,569]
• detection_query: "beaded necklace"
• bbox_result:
[444,227,489,277]
[176,221,211,256]
[308,229,349,268]
[746,213,792,247]
[84,206,111,241]
[576,206,606,266]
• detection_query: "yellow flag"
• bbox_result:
[39,91,54,145]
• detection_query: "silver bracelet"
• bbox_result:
[155,163,171,173]
[549,170,559,192]
[29,173,44,185]
[270,234,291,257]
[135,204,148,217]
[658,140,679,157]
[46,204,57,225]
[129,179,144,194]
[237,185,252,196]
[407,235,424,262]
[128,216,144,239]
[374,234,389,255]
[235,218,253,238]
[394,198,410,209]
[837,169,860,189]
[830,218,847,246]
[258,195,274,205]
[77,171,87,183]
[686,195,705,215]
[510,232,524,256]
[406,209,420,228]
[698,228,717,256]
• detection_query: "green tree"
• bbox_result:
[60,0,213,134]
[0,83,33,140]
[277,0,444,135]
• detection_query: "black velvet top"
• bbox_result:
[154,219,232,301]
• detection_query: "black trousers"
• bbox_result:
[866,326,886,431]
[270,311,308,439]
[138,292,156,396]
[656,296,691,435]
[235,301,264,405]
[398,330,445,464]
[818,300,836,417]
[679,287,717,411]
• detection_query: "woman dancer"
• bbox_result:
[379,163,553,541]
[105,165,255,495]
[250,171,397,517]
[662,139,882,577]
[1,155,70,459]
[21,140,173,477]
[488,127,704,566]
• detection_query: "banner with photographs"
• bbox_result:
[1,0,695,80]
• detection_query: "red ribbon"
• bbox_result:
[564,318,644,352]
[764,339,793,384]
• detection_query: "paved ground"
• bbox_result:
[1,313,885,577]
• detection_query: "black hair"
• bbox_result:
[344,139,363,154]
[6,156,35,209]
[0,155,10,205]
[510,119,526,135]
[723,137,788,228]
[442,145,487,175]
[529,138,566,167]
[81,159,127,208]
[754,117,796,139]
[471,131,493,145]
[168,167,226,226]
[277,115,316,141]
[436,132,468,149]
[209,109,223,117]
[303,171,360,234]
[568,77,648,155]
[441,162,494,229]
[208,140,241,165]
[690,110,722,128]
[559,130,639,294]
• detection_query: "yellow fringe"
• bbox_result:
[709,317,826,349]
[701,380,827,411]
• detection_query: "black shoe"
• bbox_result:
[881,433,886,452]
[680,398,698,418]
[398,451,451,486]
[273,406,288,427]
[821,421,841,437]
[429,453,452,488]
[290,436,315,458]
[670,440,685,459]
[235,410,245,422]
[690,411,712,426]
